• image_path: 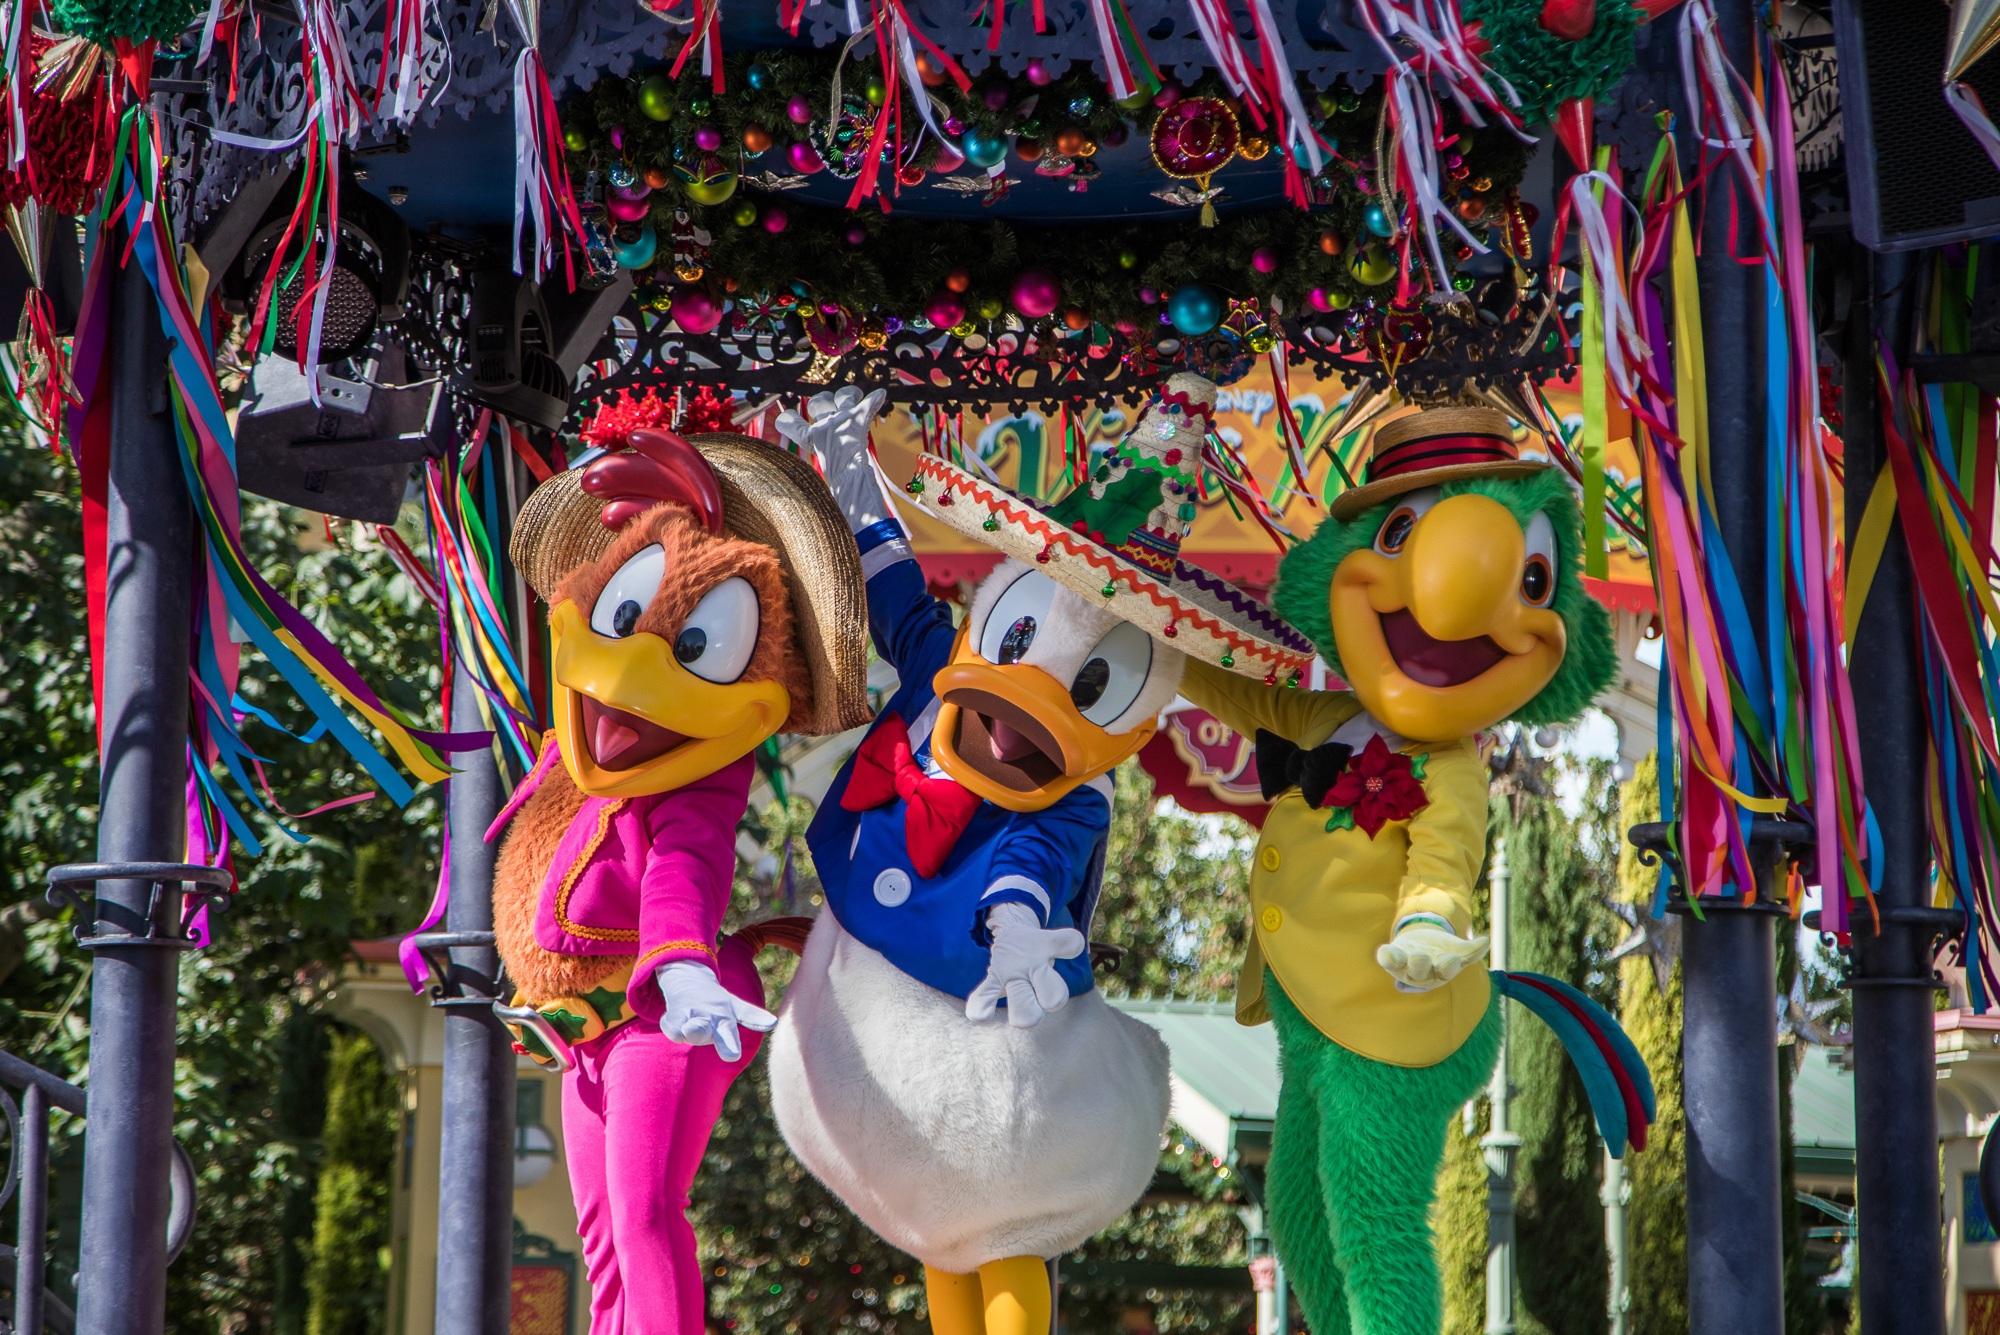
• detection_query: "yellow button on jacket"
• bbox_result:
[1183,659,1490,1069]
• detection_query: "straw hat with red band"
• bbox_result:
[1329,406,1547,520]
[904,372,1316,683]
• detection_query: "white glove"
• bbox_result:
[654,960,777,1062]
[1375,919,1490,992]
[774,386,892,532]
[965,901,1085,1029]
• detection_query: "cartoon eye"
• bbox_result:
[977,570,1060,665]
[1373,487,1442,556]
[590,545,666,639]
[1070,621,1154,727]
[674,577,761,684]
[1521,511,1557,607]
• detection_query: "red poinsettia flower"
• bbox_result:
[1322,735,1429,838]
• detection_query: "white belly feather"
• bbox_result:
[767,913,1172,1274]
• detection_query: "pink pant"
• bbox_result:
[562,944,765,1335]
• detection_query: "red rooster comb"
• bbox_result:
[580,429,726,536]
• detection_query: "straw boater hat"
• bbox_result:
[1330,405,1545,520]
[510,431,874,737]
[905,372,1315,683]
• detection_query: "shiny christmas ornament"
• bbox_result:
[1473,177,1493,191]
[1349,244,1396,285]
[962,128,1007,168]
[746,62,774,90]
[1247,328,1274,354]
[644,165,672,188]
[1238,135,1271,160]
[564,126,588,152]
[1457,196,1487,221]
[615,227,659,269]
[732,200,758,227]
[1363,202,1395,237]
[688,97,712,116]
[614,181,653,201]
[1306,287,1337,312]
[787,95,813,124]
[943,116,967,136]
[915,52,950,86]
[1115,89,1151,112]
[1318,230,1343,255]
[787,141,824,173]
[1025,59,1053,86]
[694,124,723,152]
[1154,83,1183,107]
[670,286,724,335]
[846,224,868,245]
[1078,138,1099,157]
[638,74,674,121]
[1053,128,1085,156]
[977,297,1004,320]
[1150,97,1240,225]
[864,74,888,106]
[607,160,638,188]
[1067,95,1095,117]
[1138,287,1159,304]
[897,164,926,186]
[982,85,1012,111]
[762,207,789,233]
[944,269,971,293]
[934,143,965,172]
[1166,284,1223,336]
[858,319,888,349]
[1251,248,1277,274]
[925,291,967,327]
[742,124,773,154]
[676,154,739,206]
[1102,122,1129,149]
[1061,306,1090,331]
[1117,250,1139,270]
[1380,305,1431,356]
[1014,137,1043,162]
[606,192,650,223]
[1010,268,1062,319]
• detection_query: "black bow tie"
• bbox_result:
[1255,729,1354,807]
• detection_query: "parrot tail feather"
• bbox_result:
[729,916,815,957]
[1494,969,1656,1157]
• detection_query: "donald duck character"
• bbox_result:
[1179,405,1649,1335]
[767,376,1314,1335]
[490,414,872,1335]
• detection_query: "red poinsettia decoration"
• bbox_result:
[1322,735,1429,837]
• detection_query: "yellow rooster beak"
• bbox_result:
[548,601,792,798]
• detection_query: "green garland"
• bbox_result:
[1461,0,1639,125]
[561,52,1532,327]
[52,0,203,46]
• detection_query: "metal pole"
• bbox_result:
[1483,836,1519,1335]
[1670,1,1786,1330]
[73,230,194,1335]
[1602,1141,1628,1335]
[17,1083,48,1335]
[433,665,516,1335]
[1272,1255,1288,1335]
[1840,243,1945,1335]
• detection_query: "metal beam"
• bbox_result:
[1677,1,1784,1329]
[432,665,516,1335]
[72,232,194,1335]
[1842,245,1948,1335]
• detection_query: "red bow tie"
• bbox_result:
[841,712,984,879]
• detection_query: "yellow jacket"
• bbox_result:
[1183,660,1491,1068]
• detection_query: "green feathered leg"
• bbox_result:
[1266,974,1502,1335]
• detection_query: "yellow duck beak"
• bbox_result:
[1329,492,1566,743]
[548,601,792,799]
[930,628,1156,812]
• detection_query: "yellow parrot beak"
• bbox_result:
[548,601,792,799]
[930,628,1156,813]
[1329,492,1567,742]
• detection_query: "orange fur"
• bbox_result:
[492,762,630,1003]
[554,503,814,725]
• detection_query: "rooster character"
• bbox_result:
[492,421,872,1335]
[765,378,1312,1335]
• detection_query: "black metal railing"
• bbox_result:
[0,1048,195,1335]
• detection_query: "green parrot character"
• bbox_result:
[1180,406,1635,1335]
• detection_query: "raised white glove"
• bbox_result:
[965,901,1085,1029]
[654,960,776,1062]
[775,385,892,532]
[1375,920,1490,992]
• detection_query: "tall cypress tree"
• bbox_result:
[305,1029,399,1335]
[1616,755,1688,1335]
[1497,749,1617,1335]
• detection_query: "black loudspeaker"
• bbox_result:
[1835,0,2000,251]
[236,337,447,523]
[455,268,570,430]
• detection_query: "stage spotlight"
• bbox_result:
[216,175,411,364]
[455,267,571,430]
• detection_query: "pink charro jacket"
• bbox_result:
[489,735,752,1023]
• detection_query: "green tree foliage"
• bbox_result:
[695,760,1256,1335]
[1436,1102,1490,1335]
[0,421,442,1332]
[1495,746,1619,1335]
[1616,755,1687,1335]
[307,1029,400,1335]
